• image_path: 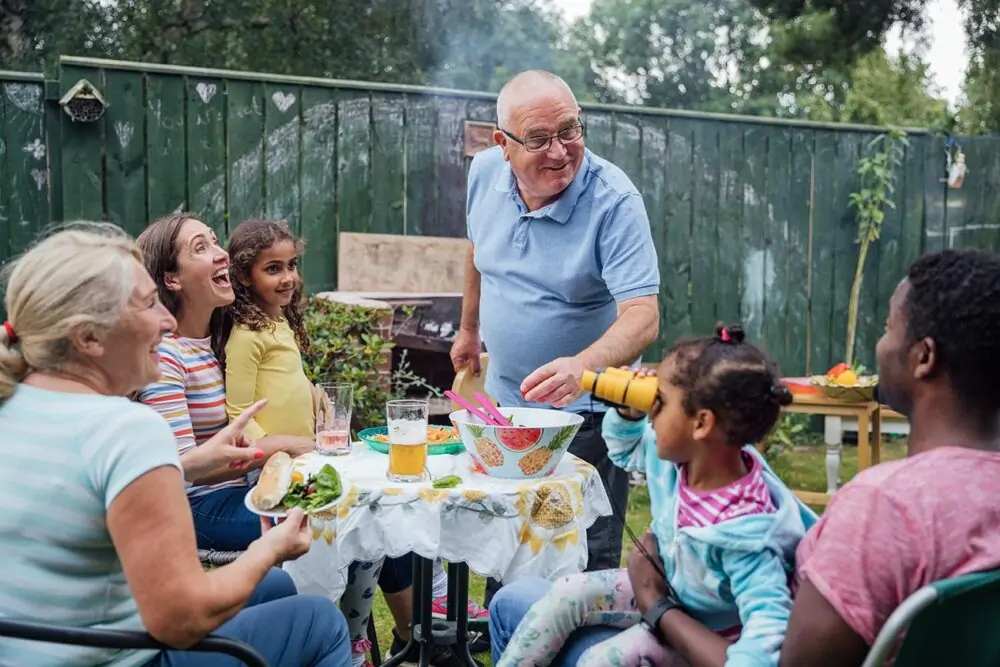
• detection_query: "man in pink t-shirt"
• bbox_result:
[780,248,1000,666]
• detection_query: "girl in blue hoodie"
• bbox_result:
[497,324,818,667]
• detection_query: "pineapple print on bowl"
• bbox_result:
[451,407,584,479]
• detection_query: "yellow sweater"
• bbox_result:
[224,320,314,440]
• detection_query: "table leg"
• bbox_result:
[379,556,479,667]
[380,554,422,667]
[857,409,871,471]
[447,563,480,667]
[871,406,882,466]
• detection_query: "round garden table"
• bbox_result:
[282,444,613,666]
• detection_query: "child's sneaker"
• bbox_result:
[431,595,489,622]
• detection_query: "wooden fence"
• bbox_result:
[2,56,1000,375]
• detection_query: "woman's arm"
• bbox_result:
[104,409,310,648]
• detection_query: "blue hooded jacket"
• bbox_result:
[603,410,819,667]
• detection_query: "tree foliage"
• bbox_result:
[0,0,987,132]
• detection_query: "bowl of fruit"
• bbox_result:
[450,407,583,479]
[810,362,878,402]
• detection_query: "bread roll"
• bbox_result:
[251,451,294,510]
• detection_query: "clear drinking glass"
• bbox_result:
[386,399,429,482]
[315,383,354,456]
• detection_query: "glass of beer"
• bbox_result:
[316,383,353,456]
[386,399,429,482]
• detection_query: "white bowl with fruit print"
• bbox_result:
[450,407,584,480]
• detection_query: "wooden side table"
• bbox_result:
[781,394,882,507]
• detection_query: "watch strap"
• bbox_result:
[642,594,681,641]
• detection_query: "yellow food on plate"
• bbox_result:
[372,425,459,444]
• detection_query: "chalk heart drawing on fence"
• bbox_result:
[4,83,43,116]
[271,92,296,113]
[192,97,370,222]
[195,82,217,104]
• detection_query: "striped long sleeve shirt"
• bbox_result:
[137,333,247,497]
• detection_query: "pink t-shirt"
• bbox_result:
[795,445,1000,646]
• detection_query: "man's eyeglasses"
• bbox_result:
[499,123,585,153]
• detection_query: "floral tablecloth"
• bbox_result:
[282,444,612,601]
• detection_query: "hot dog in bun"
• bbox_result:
[250,452,344,513]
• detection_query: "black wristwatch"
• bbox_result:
[641,593,683,642]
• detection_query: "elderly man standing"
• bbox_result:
[451,70,661,604]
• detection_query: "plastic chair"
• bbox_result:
[0,618,269,666]
[862,567,1000,667]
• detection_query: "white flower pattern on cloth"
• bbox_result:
[282,446,612,600]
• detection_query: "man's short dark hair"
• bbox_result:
[905,248,1000,410]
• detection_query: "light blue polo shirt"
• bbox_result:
[467,146,660,413]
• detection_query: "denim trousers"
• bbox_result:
[146,568,350,667]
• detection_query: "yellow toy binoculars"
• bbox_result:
[580,367,657,414]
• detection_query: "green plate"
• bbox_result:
[358,426,466,456]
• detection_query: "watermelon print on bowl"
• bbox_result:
[451,407,583,479]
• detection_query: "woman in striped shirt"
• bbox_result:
[136,214,314,551]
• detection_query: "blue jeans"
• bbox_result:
[147,568,350,667]
[489,577,621,666]
[188,487,261,551]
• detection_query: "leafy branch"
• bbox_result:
[845,128,908,367]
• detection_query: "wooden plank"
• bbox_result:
[433,97,465,238]
[2,79,48,259]
[263,83,302,231]
[661,119,695,346]
[809,132,838,374]
[613,114,642,187]
[370,93,405,236]
[337,232,467,293]
[299,86,339,293]
[741,126,769,344]
[690,121,719,335]
[715,123,744,325]
[103,70,146,238]
[830,133,862,368]
[786,131,814,375]
[873,136,911,347]
[639,117,667,361]
[146,74,187,219]
[186,75,227,237]
[898,136,926,269]
[59,64,104,221]
[403,95,438,237]
[337,92,372,236]
[226,79,265,234]
[923,135,946,253]
[764,127,792,369]
[949,138,989,249]
[586,113,614,160]
[856,132,893,370]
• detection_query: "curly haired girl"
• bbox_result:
[498,323,818,667]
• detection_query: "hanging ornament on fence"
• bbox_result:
[944,136,967,190]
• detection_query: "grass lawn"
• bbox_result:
[366,437,909,665]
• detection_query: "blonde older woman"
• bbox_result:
[0,222,349,667]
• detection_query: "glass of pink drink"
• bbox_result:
[316,382,354,456]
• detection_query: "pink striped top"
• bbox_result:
[677,451,776,640]
[676,452,775,529]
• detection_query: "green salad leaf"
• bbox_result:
[432,475,462,489]
[282,464,343,512]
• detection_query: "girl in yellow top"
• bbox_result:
[222,219,385,667]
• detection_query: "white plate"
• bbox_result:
[242,471,349,518]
